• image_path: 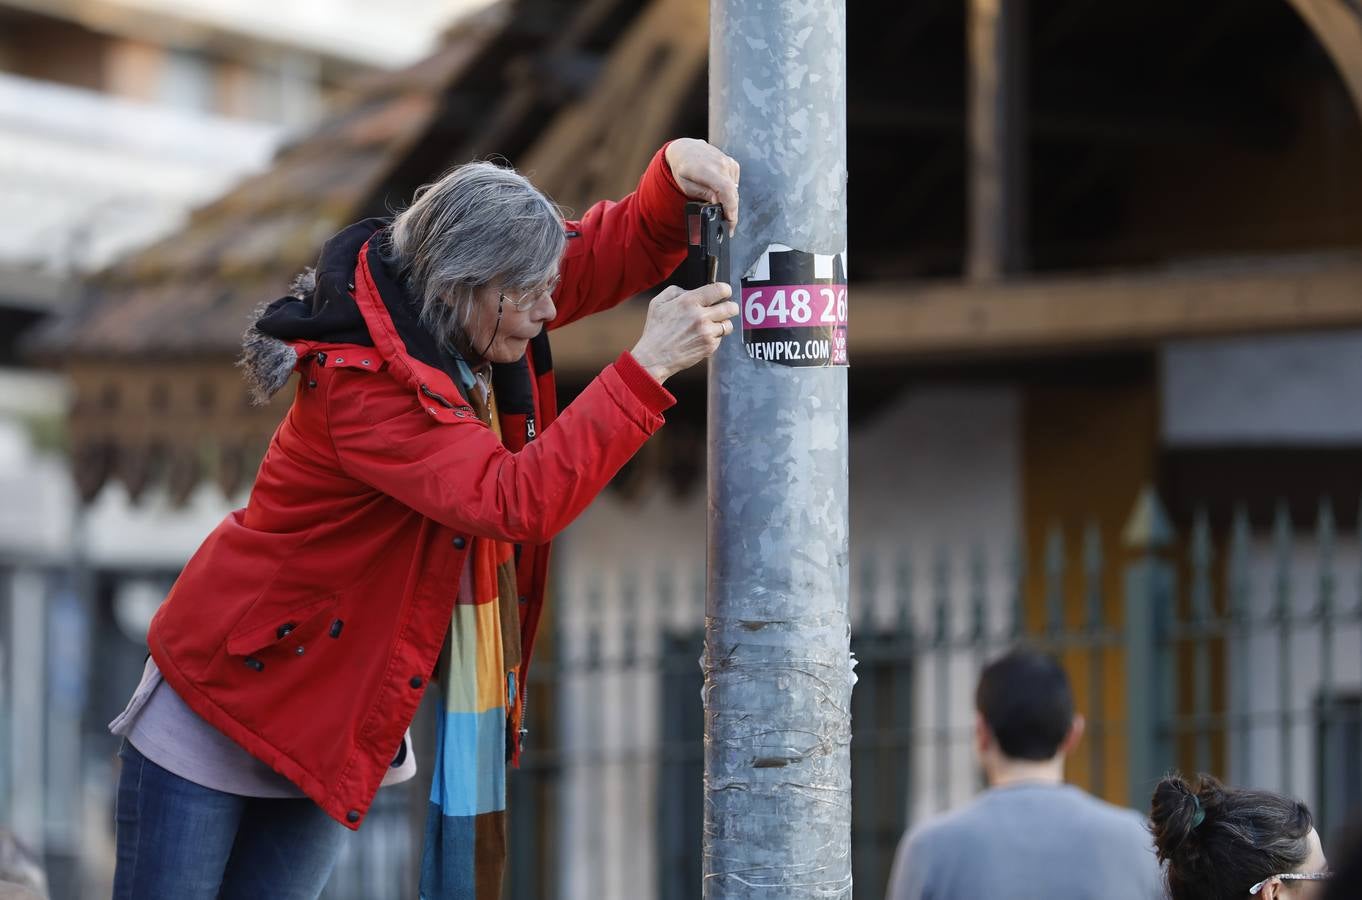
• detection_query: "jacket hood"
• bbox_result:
[239,218,538,418]
[239,218,384,405]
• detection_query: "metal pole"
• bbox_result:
[704,2,851,897]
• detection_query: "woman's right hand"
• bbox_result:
[630,283,740,384]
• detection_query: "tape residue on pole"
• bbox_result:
[740,244,848,368]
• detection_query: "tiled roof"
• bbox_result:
[36,3,508,359]
[32,0,713,503]
[40,0,712,363]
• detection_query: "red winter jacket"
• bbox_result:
[147,147,688,829]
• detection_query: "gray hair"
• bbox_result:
[1150,773,1314,900]
[383,161,565,353]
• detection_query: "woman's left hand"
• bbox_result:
[665,139,741,236]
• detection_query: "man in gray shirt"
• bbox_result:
[886,651,1164,900]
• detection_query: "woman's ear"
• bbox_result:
[1259,876,1281,899]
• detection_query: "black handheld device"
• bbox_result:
[683,202,729,290]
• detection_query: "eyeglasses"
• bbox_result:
[1248,871,1332,894]
[499,275,560,312]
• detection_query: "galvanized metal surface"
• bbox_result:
[705,1,851,896]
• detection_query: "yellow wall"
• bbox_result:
[1021,371,1158,807]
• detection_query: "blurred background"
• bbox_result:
[2,0,1361,897]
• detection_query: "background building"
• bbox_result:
[6,0,1362,898]
[0,1,487,896]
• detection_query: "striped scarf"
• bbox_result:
[420,361,524,900]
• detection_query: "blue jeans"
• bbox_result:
[113,741,348,900]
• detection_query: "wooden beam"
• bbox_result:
[966,0,1027,280]
[1282,0,1362,126]
[518,0,708,212]
[63,258,1362,499]
[852,257,1362,361]
[546,257,1362,372]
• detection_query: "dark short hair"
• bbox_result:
[975,650,1075,761]
[1150,773,1314,900]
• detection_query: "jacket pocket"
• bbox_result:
[226,594,339,657]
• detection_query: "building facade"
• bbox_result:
[12,1,1362,898]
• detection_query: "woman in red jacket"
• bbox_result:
[108,139,739,900]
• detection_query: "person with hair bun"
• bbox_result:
[1150,773,1330,899]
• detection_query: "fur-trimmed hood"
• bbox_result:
[237,217,538,418]
[238,218,384,406]
[238,268,318,405]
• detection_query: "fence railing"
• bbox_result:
[506,488,1362,900]
[321,784,416,900]
[4,488,1361,899]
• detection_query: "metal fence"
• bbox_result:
[0,562,424,900]
[0,563,91,900]
[321,784,417,900]
[3,488,1361,899]
[504,488,1362,900]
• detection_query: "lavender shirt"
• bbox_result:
[110,656,416,798]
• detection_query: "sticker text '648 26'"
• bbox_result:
[741,285,848,330]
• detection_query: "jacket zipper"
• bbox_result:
[516,408,537,758]
[419,384,455,408]
[516,673,529,754]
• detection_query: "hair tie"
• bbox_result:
[1190,795,1206,830]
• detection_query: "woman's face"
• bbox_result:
[464,277,559,364]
